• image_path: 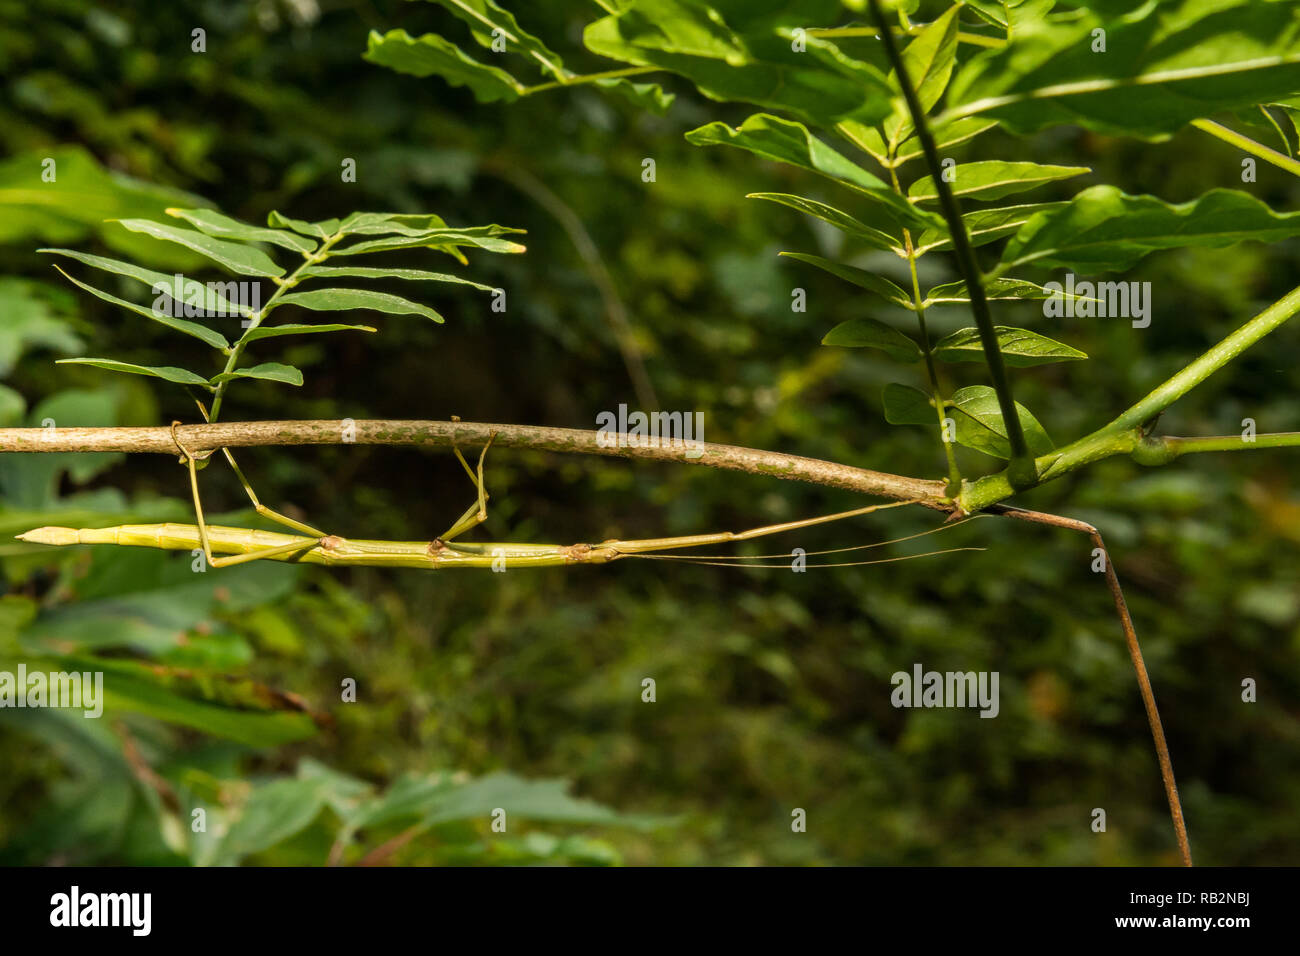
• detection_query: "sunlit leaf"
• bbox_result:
[908,161,1090,202]
[583,0,893,127]
[363,29,525,102]
[934,326,1088,367]
[911,202,1067,255]
[1001,186,1300,272]
[883,6,960,143]
[948,385,1054,459]
[946,0,1300,139]
[428,0,568,78]
[921,277,1095,307]
[688,114,940,231]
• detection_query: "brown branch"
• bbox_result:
[0,419,951,509]
[993,505,1193,867]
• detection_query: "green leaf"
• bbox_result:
[882,382,936,425]
[822,318,921,362]
[780,252,912,308]
[1001,186,1300,272]
[921,277,1094,308]
[112,220,285,277]
[363,29,525,102]
[40,248,249,320]
[0,278,82,376]
[301,265,495,289]
[56,358,211,387]
[0,145,213,270]
[219,778,330,863]
[593,76,675,113]
[583,0,894,127]
[335,212,449,236]
[335,227,526,257]
[908,161,1090,202]
[428,0,568,78]
[0,384,25,426]
[165,208,317,254]
[686,114,940,230]
[933,326,1088,367]
[946,0,1300,139]
[50,266,230,350]
[345,771,641,833]
[210,363,304,386]
[749,194,900,252]
[240,323,376,342]
[835,120,891,167]
[0,655,319,748]
[948,385,1054,459]
[883,5,960,143]
[911,202,1067,255]
[962,0,1031,31]
[277,288,444,323]
[894,117,999,165]
[267,211,340,239]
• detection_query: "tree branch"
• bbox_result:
[0,419,952,510]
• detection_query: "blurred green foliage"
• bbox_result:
[0,0,1298,865]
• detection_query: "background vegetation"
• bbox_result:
[1,0,1297,865]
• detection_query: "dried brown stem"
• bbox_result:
[992,505,1193,867]
[0,419,951,508]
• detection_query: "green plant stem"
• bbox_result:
[1110,281,1300,431]
[521,66,658,96]
[0,419,952,508]
[807,26,1004,48]
[1135,431,1300,463]
[207,231,343,422]
[1191,118,1300,178]
[889,166,961,493]
[866,0,1034,487]
[960,280,1300,511]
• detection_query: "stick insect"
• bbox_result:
[13,416,1192,865]
[18,412,982,571]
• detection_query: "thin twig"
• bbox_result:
[0,419,951,509]
[866,0,1034,484]
[993,505,1193,867]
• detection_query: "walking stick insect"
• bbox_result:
[14,418,1191,865]
[18,407,984,571]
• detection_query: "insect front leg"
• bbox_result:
[172,421,321,569]
[436,430,498,544]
